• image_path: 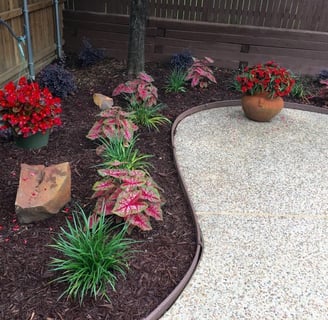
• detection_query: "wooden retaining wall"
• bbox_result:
[0,0,64,87]
[63,7,328,75]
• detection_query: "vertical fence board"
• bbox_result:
[0,0,63,87]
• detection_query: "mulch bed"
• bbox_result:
[0,58,324,320]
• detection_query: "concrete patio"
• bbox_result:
[161,104,328,320]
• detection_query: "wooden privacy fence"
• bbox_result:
[64,0,328,74]
[0,0,64,88]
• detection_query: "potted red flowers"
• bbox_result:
[235,61,295,121]
[0,76,62,148]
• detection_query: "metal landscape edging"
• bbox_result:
[144,100,328,320]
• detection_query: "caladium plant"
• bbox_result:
[186,56,217,88]
[86,105,138,147]
[112,72,158,107]
[90,168,164,231]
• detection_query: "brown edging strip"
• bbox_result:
[144,100,328,320]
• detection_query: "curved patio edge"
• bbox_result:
[144,100,328,320]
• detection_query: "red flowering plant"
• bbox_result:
[234,61,295,98]
[0,76,62,137]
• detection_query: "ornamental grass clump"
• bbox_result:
[0,76,62,137]
[165,68,187,93]
[234,61,295,98]
[97,135,153,172]
[49,206,136,304]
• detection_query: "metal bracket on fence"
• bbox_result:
[0,18,25,42]
[0,18,27,72]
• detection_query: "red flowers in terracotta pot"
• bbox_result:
[234,61,295,98]
[0,77,62,138]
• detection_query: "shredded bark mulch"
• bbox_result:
[0,58,324,320]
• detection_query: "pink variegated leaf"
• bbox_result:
[144,204,163,220]
[102,123,116,138]
[129,170,146,178]
[206,73,217,84]
[120,176,145,189]
[126,213,152,231]
[94,196,116,216]
[121,119,134,142]
[138,72,154,83]
[140,186,161,203]
[109,187,123,201]
[204,56,214,63]
[195,66,208,77]
[92,179,116,192]
[200,81,208,88]
[110,160,126,167]
[113,190,147,217]
[112,83,134,96]
[191,77,200,88]
[95,144,105,156]
[100,107,118,118]
[97,168,128,178]
[88,213,99,229]
[86,120,104,140]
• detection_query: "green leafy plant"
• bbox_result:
[234,61,295,98]
[186,56,217,88]
[165,68,187,93]
[290,76,311,102]
[128,99,171,131]
[49,206,135,304]
[91,169,164,231]
[98,135,153,172]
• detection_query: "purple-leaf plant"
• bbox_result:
[186,56,217,88]
[90,169,164,231]
[112,72,158,107]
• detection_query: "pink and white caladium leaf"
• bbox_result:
[186,56,217,88]
[92,179,116,193]
[94,197,115,216]
[88,213,100,229]
[191,77,200,88]
[204,56,214,64]
[112,190,148,217]
[144,203,163,220]
[97,168,129,178]
[86,119,104,140]
[120,176,146,189]
[140,186,161,203]
[125,213,152,231]
[138,72,154,83]
[112,83,134,96]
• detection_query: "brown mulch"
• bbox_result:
[0,58,324,320]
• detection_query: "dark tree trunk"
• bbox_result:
[127,0,147,78]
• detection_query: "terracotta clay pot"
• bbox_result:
[241,93,284,122]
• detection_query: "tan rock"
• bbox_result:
[15,162,71,223]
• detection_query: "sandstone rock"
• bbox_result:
[15,162,71,223]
